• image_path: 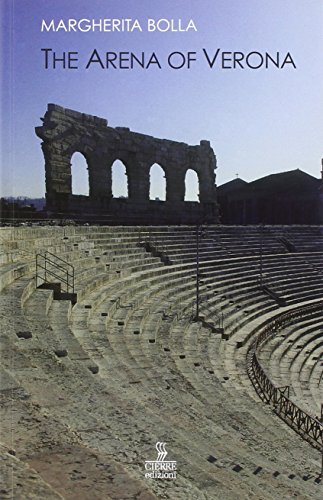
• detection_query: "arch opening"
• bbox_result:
[71,152,89,196]
[149,163,166,201]
[185,169,200,202]
[111,160,128,198]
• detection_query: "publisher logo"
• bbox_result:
[144,442,177,479]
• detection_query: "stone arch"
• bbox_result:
[36,104,218,222]
[184,169,200,202]
[149,163,166,201]
[111,159,128,198]
[71,152,89,196]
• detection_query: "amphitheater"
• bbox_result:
[0,223,322,499]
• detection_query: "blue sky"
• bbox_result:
[1,0,322,198]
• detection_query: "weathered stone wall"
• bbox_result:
[36,104,218,223]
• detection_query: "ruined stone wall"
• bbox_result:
[36,104,218,223]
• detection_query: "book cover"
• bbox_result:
[1,1,323,499]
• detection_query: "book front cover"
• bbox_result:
[0,1,323,499]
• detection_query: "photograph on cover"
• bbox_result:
[0,1,323,499]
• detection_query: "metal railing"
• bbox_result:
[114,296,133,310]
[36,251,75,294]
[198,295,224,331]
[247,301,323,453]
[257,277,287,307]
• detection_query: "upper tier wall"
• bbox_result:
[35,104,218,224]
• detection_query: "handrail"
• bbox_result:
[36,260,74,283]
[114,296,133,309]
[36,252,75,294]
[36,263,72,287]
[249,349,322,447]
[44,250,74,271]
[247,301,323,452]
[199,301,224,330]
[41,256,72,275]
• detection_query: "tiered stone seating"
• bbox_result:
[257,311,323,416]
[139,225,289,263]
[141,225,323,263]
[283,226,323,252]
[0,320,158,500]
[1,225,322,499]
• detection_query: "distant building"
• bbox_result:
[218,169,322,225]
